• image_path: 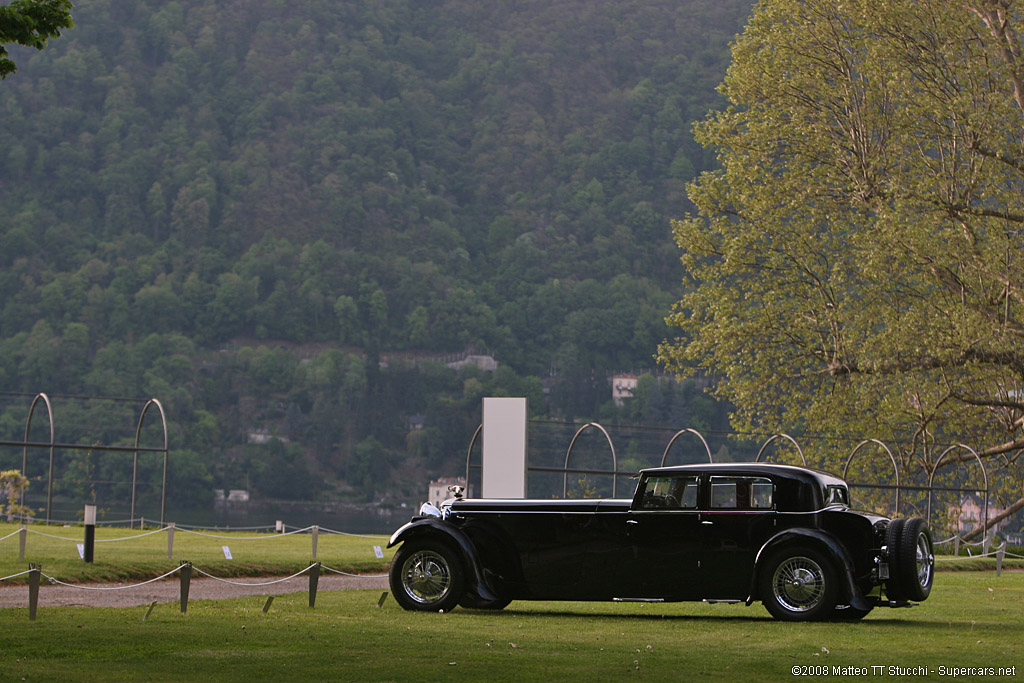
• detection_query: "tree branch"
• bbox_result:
[962,495,1024,541]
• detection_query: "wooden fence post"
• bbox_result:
[308,562,321,608]
[28,563,40,621]
[179,561,192,614]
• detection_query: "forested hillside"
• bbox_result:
[0,0,754,509]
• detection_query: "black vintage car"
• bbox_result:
[387,463,934,621]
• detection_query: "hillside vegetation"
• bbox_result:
[0,0,753,507]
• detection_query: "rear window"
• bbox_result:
[709,476,774,510]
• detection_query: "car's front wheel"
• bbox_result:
[390,541,466,612]
[760,546,838,621]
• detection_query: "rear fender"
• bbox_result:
[388,518,498,602]
[749,528,870,611]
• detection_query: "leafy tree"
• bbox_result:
[0,469,31,520]
[660,0,1024,526]
[0,0,758,506]
[249,439,321,501]
[0,0,73,78]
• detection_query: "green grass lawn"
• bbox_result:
[1,556,1021,681]
[0,522,394,582]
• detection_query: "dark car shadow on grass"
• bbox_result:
[463,606,936,626]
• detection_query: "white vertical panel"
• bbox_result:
[481,397,528,498]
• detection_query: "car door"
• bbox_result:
[699,475,777,600]
[588,474,703,599]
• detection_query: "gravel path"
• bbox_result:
[0,573,389,609]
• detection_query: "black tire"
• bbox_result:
[883,518,907,600]
[885,517,906,554]
[458,594,512,610]
[889,517,934,602]
[389,541,466,612]
[759,546,839,621]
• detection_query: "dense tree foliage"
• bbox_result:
[0,0,73,78]
[661,0,1024,528]
[0,0,752,507]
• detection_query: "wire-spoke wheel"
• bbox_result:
[389,542,465,612]
[760,546,837,621]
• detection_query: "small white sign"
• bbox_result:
[373,545,384,559]
[77,543,85,559]
[222,545,233,559]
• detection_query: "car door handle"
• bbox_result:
[626,519,639,525]
[701,520,714,525]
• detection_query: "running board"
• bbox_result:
[613,597,665,603]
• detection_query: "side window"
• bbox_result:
[709,476,774,510]
[640,475,699,510]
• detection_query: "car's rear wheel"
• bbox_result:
[760,546,838,621]
[390,541,466,612]
[886,517,933,602]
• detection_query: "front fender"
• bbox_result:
[388,518,498,602]
[749,528,870,611]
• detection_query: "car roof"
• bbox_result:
[639,462,847,487]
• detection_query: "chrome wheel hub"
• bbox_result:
[401,550,452,605]
[915,535,934,588]
[772,556,825,612]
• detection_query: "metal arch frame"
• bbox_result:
[132,398,169,528]
[9,393,169,526]
[842,439,901,516]
[659,428,714,466]
[927,444,989,536]
[754,433,807,466]
[562,422,618,497]
[21,393,55,524]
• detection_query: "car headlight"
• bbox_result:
[419,502,442,518]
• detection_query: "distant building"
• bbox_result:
[247,428,289,444]
[949,494,1006,535]
[428,477,471,507]
[214,489,251,506]
[446,354,498,372]
[406,414,426,431]
[612,374,638,406]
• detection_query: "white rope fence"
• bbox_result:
[42,565,182,590]
[0,560,389,620]
[0,521,390,563]
[176,526,313,540]
[323,564,387,578]
[0,568,34,582]
[191,564,313,586]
